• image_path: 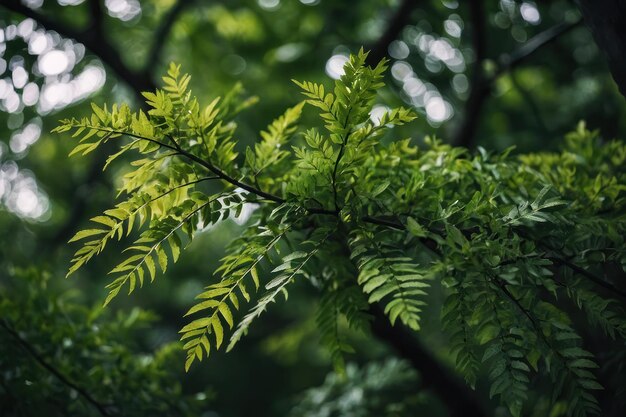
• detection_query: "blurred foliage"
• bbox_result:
[0,1,625,416]
[289,359,446,417]
[0,267,211,416]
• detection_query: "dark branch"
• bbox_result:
[66,126,287,204]
[452,18,582,148]
[331,110,352,211]
[361,214,625,300]
[0,1,82,44]
[496,279,541,331]
[365,0,419,66]
[163,142,286,203]
[513,228,626,300]
[370,306,488,417]
[145,0,195,72]
[493,278,556,352]
[330,237,486,417]
[0,0,155,103]
[575,0,626,98]
[493,19,582,80]
[0,1,165,249]
[548,256,626,299]
[0,319,111,417]
[88,0,104,38]
[361,215,403,230]
[451,0,488,148]
[360,215,442,257]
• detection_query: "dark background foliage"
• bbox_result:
[1,1,624,416]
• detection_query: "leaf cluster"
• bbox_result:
[57,51,626,416]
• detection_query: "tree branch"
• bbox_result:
[494,20,582,80]
[0,1,175,249]
[361,213,626,301]
[451,0,488,148]
[361,215,403,230]
[452,18,582,148]
[64,126,287,204]
[370,306,488,417]
[512,229,626,300]
[88,0,104,39]
[331,110,352,211]
[333,236,486,417]
[0,0,155,103]
[145,0,195,72]
[548,255,626,299]
[365,0,419,66]
[0,319,111,417]
[575,0,626,98]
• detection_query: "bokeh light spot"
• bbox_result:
[39,50,70,76]
[325,54,349,80]
[520,2,541,25]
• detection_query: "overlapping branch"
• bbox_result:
[4,3,617,414]
[453,17,582,148]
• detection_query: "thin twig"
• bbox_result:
[453,18,582,148]
[67,126,286,203]
[492,277,561,361]
[362,213,625,300]
[496,279,543,333]
[369,305,488,417]
[515,229,626,300]
[0,320,111,417]
[548,256,626,299]
[493,20,582,80]
[361,215,442,256]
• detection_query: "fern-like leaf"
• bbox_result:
[349,227,429,331]
[227,226,335,352]
[180,224,290,371]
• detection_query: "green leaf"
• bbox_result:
[184,300,220,316]
[180,318,211,333]
[406,217,426,238]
